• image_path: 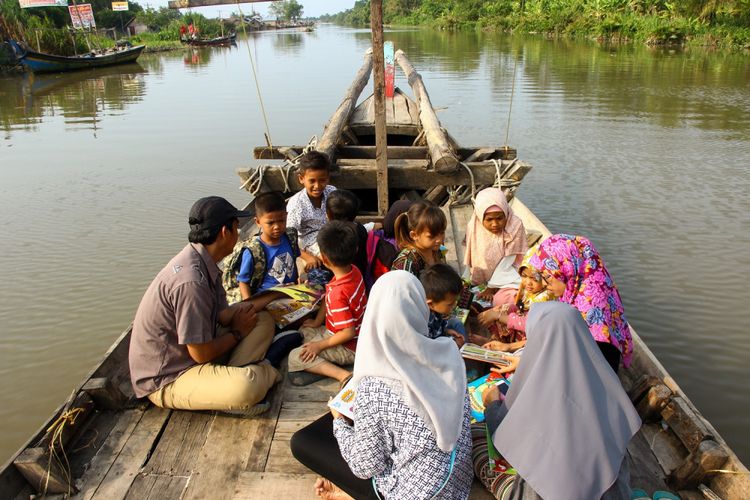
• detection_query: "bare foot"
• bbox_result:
[314,477,354,500]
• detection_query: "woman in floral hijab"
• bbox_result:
[529,234,633,370]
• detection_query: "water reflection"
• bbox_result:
[183,47,214,67]
[0,64,146,137]
[272,33,306,55]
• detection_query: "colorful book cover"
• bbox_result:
[467,373,510,422]
[260,283,324,327]
[328,377,357,420]
[451,306,470,325]
[469,285,493,309]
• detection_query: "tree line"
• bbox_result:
[321,0,750,49]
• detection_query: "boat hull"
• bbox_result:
[19,45,145,74]
[181,34,236,47]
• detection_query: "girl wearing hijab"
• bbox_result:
[463,188,528,307]
[290,271,474,500]
[481,301,641,500]
[528,234,633,370]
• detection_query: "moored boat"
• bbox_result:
[9,41,145,74]
[181,32,237,47]
[0,49,747,500]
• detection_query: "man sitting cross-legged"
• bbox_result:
[128,196,300,416]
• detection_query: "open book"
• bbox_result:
[487,255,521,289]
[460,343,516,366]
[256,283,324,328]
[328,376,357,420]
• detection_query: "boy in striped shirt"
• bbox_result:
[287,221,367,384]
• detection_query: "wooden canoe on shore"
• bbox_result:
[1,50,748,499]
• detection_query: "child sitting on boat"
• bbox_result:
[464,187,527,307]
[286,151,337,284]
[391,200,447,276]
[364,199,413,288]
[420,263,466,347]
[287,221,367,385]
[478,245,556,352]
[222,192,300,303]
[325,189,369,287]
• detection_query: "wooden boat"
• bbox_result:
[181,32,237,47]
[1,50,748,500]
[10,41,145,74]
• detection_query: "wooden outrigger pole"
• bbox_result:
[316,52,373,167]
[395,49,460,174]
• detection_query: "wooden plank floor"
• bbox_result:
[69,366,498,499]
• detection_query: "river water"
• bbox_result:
[1,25,748,465]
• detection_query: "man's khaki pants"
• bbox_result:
[148,311,280,411]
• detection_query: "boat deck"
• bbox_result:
[53,366,496,499]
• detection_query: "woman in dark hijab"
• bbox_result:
[482,301,641,500]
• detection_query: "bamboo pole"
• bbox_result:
[394,49,459,174]
[315,50,373,167]
[371,0,388,216]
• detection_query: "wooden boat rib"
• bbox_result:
[14,43,145,74]
[1,50,747,499]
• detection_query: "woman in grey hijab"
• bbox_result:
[483,301,641,500]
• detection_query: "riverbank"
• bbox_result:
[323,1,750,51]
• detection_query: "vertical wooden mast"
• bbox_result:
[370,0,389,216]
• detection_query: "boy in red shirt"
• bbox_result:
[288,221,367,385]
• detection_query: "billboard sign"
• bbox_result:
[69,3,96,29]
[19,0,68,8]
[111,1,128,11]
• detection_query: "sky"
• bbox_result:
[138,0,356,19]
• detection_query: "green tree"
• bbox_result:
[269,0,304,21]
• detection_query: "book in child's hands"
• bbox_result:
[327,376,357,420]
[469,285,493,310]
[487,255,522,289]
[258,283,325,328]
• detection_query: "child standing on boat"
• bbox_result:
[464,187,528,307]
[391,201,447,277]
[287,221,367,385]
[286,151,336,283]
[222,192,300,303]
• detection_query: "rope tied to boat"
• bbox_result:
[239,136,319,195]
[43,406,84,495]
[446,162,482,206]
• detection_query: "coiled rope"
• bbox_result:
[43,406,84,495]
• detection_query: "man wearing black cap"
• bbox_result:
[128,196,293,415]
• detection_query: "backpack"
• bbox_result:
[222,227,299,303]
[364,230,398,290]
